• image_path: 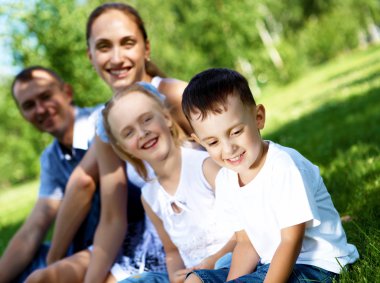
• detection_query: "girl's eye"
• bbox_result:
[123,129,134,138]
[143,115,153,124]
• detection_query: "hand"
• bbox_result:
[172,268,194,283]
[193,254,217,270]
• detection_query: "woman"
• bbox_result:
[26,3,191,283]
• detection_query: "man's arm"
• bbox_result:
[47,144,99,264]
[226,230,260,281]
[0,198,59,283]
[263,223,305,283]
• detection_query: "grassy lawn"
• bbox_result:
[0,45,379,281]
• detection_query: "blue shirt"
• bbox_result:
[38,105,102,251]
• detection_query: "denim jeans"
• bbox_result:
[191,263,338,283]
[119,271,169,283]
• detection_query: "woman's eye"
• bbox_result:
[122,39,136,48]
[96,43,110,52]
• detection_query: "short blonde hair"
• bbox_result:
[102,83,186,181]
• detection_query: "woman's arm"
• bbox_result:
[47,144,99,264]
[158,78,192,136]
[84,136,128,283]
[227,230,260,281]
[263,223,305,283]
[141,197,191,283]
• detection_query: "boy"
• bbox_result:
[181,68,359,282]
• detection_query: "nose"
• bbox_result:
[221,139,237,156]
[110,47,122,64]
[137,126,149,139]
[34,100,46,114]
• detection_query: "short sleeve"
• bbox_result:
[38,150,64,200]
[96,111,110,143]
[271,156,321,229]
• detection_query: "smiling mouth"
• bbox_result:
[225,152,245,165]
[109,67,132,78]
[141,137,158,149]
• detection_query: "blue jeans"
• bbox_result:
[191,263,338,283]
[119,271,169,283]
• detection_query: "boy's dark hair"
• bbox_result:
[11,66,64,98]
[182,68,256,121]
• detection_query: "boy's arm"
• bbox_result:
[141,197,190,283]
[84,136,127,283]
[227,230,260,281]
[264,222,305,283]
[0,198,59,283]
[47,145,99,264]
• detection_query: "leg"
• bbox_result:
[288,264,338,283]
[25,250,91,283]
[186,269,229,283]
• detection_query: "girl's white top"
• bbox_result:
[142,147,234,268]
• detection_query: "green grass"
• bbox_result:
[1,45,379,281]
[260,45,380,282]
[0,180,38,253]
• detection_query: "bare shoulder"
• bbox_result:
[157,78,188,97]
[202,157,221,190]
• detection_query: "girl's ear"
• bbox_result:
[255,104,266,130]
[144,39,151,61]
[190,133,201,144]
[163,109,173,128]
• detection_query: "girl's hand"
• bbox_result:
[193,254,217,270]
[173,267,194,283]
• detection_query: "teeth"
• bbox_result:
[110,69,128,75]
[229,156,240,162]
[142,138,157,149]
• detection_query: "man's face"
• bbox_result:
[190,95,266,180]
[13,70,74,137]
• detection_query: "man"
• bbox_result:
[0,66,101,283]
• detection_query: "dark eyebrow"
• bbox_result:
[200,123,243,142]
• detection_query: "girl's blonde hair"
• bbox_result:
[102,83,186,181]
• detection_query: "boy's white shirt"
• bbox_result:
[215,141,359,274]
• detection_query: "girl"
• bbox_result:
[26,2,192,283]
[103,83,234,283]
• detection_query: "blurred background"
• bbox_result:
[1,1,379,281]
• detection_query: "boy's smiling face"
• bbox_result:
[190,95,266,183]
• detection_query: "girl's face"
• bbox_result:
[108,92,174,164]
[87,10,150,92]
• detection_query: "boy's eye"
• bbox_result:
[207,140,218,147]
[22,101,34,111]
[143,115,153,123]
[231,128,243,136]
[123,129,134,139]
[40,92,52,101]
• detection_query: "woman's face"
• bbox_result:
[87,10,150,92]
[108,92,174,164]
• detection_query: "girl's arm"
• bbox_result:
[47,144,99,264]
[141,197,191,283]
[157,78,192,136]
[227,230,260,281]
[263,223,305,283]
[84,136,127,283]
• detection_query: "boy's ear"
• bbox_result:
[255,104,266,130]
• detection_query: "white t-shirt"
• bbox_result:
[215,141,359,273]
[142,147,234,268]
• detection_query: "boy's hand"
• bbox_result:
[173,267,194,283]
